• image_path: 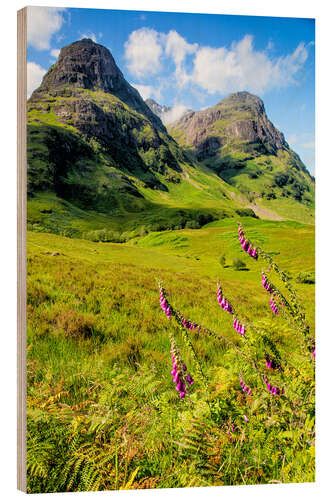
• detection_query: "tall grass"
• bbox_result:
[26,218,315,492]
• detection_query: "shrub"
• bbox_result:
[296,271,315,284]
[84,229,126,243]
[232,258,247,270]
[185,220,200,229]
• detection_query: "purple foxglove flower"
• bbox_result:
[176,381,183,392]
[243,415,248,422]
[186,374,194,385]
[173,372,180,384]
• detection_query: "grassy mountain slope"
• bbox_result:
[27,40,262,237]
[168,92,315,223]
[27,218,314,491]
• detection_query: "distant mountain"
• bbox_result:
[145,98,191,125]
[145,98,171,119]
[168,91,314,215]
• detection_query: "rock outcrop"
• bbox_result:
[31,38,163,130]
[169,91,288,158]
[145,98,171,119]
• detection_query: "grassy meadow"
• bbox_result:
[27,217,315,492]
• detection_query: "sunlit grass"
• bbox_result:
[26,218,315,492]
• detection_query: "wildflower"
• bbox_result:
[238,226,257,259]
[270,294,279,315]
[159,285,173,319]
[217,283,233,314]
[178,312,200,332]
[170,341,194,399]
[243,415,249,423]
[233,317,246,337]
[227,423,235,436]
[264,353,282,371]
[263,375,284,396]
[239,375,252,395]
[262,272,273,294]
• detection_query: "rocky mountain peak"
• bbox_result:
[30,39,163,129]
[169,90,287,156]
[38,38,123,93]
[145,98,171,118]
[218,91,265,115]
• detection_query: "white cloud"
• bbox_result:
[131,83,162,102]
[125,28,163,78]
[27,7,66,51]
[80,31,98,43]
[27,61,47,98]
[50,48,60,59]
[161,104,189,125]
[131,83,154,100]
[190,35,309,95]
[124,29,310,97]
[164,30,197,79]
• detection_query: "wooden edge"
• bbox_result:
[17,6,27,493]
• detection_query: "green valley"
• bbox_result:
[25,37,315,493]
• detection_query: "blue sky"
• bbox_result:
[27,7,315,173]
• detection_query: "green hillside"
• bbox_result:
[27,42,314,242]
[168,92,315,223]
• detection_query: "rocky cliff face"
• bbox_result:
[145,98,171,119]
[27,39,185,205]
[168,91,314,206]
[31,38,162,130]
[169,91,288,158]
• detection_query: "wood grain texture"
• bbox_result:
[17,6,27,493]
